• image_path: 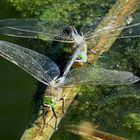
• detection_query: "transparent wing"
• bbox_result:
[1,16,140,43]
[65,66,139,86]
[0,40,60,85]
[0,19,74,43]
[80,16,140,40]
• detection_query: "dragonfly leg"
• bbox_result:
[59,98,65,114]
[41,106,58,131]
[42,107,46,127]
[52,108,57,130]
[40,106,49,132]
[87,48,96,55]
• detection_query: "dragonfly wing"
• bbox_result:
[64,66,139,86]
[0,40,60,85]
[80,17,106,37]
[80,16,140,40]
[0,19,74,43]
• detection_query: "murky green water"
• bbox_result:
[0,1,40,139]
[0,57,38,140]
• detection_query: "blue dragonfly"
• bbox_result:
[0,16,140,128]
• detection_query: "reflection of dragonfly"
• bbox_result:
[0,40,139,129]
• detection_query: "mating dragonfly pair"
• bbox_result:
[0,16,140,129]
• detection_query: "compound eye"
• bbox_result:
[63,26,73,36]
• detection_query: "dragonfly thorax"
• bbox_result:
[45,84,62,104]
[49,80,57,87]
[47,79,63,100]
[49,78,62,88]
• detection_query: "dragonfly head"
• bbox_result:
[63,26,84,44]
[63,26,78,37]
[43,96,56,110]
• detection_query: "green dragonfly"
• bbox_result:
[0,40,139,129]
[0,16,140,129]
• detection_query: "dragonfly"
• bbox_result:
[0,40,139,130]
[0,16,140,63]
[0,16,140,128]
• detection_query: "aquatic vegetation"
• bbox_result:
[7,0,116,24]
[123,113,140,133]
